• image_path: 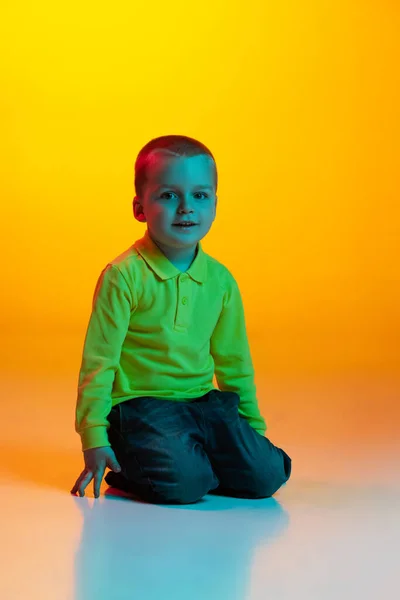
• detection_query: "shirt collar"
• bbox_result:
[133,229,207,283]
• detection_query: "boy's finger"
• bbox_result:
[93,468,105,499]
[72,471,94,497]
[79,471,94,497]
[70,469,88,494]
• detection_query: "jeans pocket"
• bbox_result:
[119,397,188,436]
[211,390,240,421]
[108,402,122,430]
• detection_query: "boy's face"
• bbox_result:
[133,154,217,251]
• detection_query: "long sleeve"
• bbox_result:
[75,264,134,451]
[210,274,267,435]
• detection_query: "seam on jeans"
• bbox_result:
[110,426,157,497]
[131,451,158,496]
[199,404,208,449]
[117,402,123,431]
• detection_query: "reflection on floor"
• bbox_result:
[1,369,399,600]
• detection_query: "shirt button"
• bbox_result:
[181,274,188,282]
[182,297,188,305]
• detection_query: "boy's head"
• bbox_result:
[133,135,218,251]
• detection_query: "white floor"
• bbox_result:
[1,367,399,599]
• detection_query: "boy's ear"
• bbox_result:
[133,196,146,223]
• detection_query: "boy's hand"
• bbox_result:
[70,446,121,499]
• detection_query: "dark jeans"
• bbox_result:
[104,389,292,504]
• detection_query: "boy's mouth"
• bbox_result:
[173,222,197,228]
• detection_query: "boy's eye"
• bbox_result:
[160,192,209,200]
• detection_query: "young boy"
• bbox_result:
[71,134,291,504]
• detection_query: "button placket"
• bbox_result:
[175,273,191,328]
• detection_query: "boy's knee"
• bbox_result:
[150,470,217,505]
[281,448,292,480]
[249,448,292,499]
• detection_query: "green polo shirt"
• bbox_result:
[75,230,267,451]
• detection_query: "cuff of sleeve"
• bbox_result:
[80,426,111,452]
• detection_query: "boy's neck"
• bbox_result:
[168,247,198,272]
[149,232,198,272]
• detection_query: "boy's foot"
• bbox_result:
[105,470,132,492]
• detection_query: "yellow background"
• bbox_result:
[2,7,400,579]
[1,0,399,386]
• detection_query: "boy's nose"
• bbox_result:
[178,199,194,212]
